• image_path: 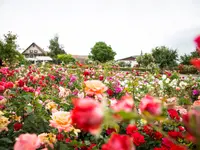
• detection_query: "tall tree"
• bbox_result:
[152,46,178,69]
[89,42,116,63]
[0,32,24,65]
[48,35,66,59]
[136,53,154,67]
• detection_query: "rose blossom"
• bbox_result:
[102,133,135,150]
[194,35,200,50]
[84,80,107,96]
[49,111,73,132]
[111,94,134,112]
[131,132,145,146]
[14,133,40,150]
[126,124,138,135]
[38,133,57,148]
[71,98,103,135]
[193,89,199,96]
[0,111,9,132]
[139,95,162,115]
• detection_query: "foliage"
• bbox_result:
[117,61,131,67]
[136,53,154,67]
[48,35,66,59]
[0,32,25,65]
[89,42,116,63]
[180,51,200,65]
[152,46,178,69]
[57,54,76,64]
[178,65,198,74]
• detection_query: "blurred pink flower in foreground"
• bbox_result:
[111,94,134,112]
[14,133,40,150]
[139,95,162,115]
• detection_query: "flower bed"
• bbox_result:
[0,64,200,150]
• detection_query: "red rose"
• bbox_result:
[71,98,103,135]
[99,75,104,81]
[102,133,134,150]
[0,104,6,110]
[168,131,183,139]
[106,128,116,135]
[83,69,90,76]
[107,89,114,96]
[170,144,187,150]
[13,122,23,131]
[167,109,180,121]
[5,82,14,89]
[126,124,138,135]
[143,125,153,136]
[194,35,200,50]
[56,133,64,141]
[154,147,168,150]
[131,132,145,146]
[153,131,163,140]
[0,85,5,93]
[65,138,71,143]
[17,79,25,87]
[162,138,174,148]
[190,58,200,70]
[139,95,161,115]
[178,126,185,132]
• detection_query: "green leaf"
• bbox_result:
[117,111,138,120]
[0,138,13,144]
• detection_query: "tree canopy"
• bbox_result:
[152,46,178,69]
[136,53,154,67]
[57,54,76,64]
[89,42,116,63]
[0,32,25,65]
[48,35,66,59]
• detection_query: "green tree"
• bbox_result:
[136,53,154,67]
[89,42,116,63]
[0,32,25,65]
[57,54,76,64]
[48,35,66,59]
[152,46,178,69]
[180,51,200,65]
[180,54,192,65]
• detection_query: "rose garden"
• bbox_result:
[0,35,200,150]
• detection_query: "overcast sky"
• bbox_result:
[0,0,200,59]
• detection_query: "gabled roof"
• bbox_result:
[117,55,139,61]
[22,42,46,55]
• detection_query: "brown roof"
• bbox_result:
[118,55,139,61]
[72,55,88,64]
[22,43,47,55]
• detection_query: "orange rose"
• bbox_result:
[85,80,107,96]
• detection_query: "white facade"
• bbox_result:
[22,43,52,63]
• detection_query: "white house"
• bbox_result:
[117,55,139,67]
[22,43,52,63]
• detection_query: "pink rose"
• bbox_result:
[14,134,40,150]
